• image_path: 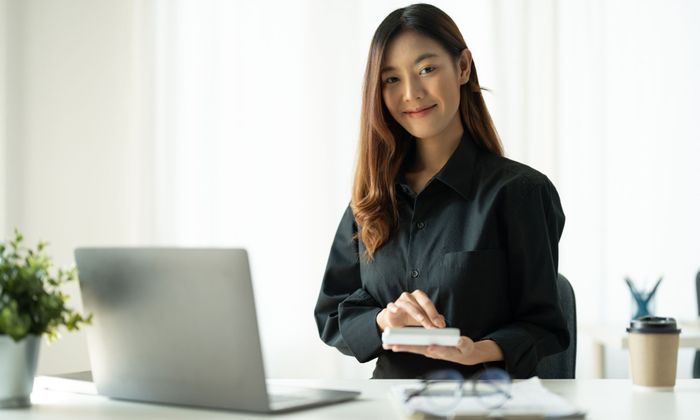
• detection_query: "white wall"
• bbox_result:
[2,0,152,374]
[2,0,698,380]
[555,0,700,378]
[0,0,7,236]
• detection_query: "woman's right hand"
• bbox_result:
[376,289,446,332]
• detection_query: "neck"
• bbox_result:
[409,116,464,174]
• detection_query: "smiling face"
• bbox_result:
[380,30,471,140]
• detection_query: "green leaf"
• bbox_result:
[0,229,92,341]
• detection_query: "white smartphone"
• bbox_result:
[381,327,460,346]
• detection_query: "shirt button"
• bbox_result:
[416,221,425,230]
[410,269,420,278]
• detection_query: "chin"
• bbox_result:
[403,125,444,140]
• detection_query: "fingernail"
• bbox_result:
[432,317,441,325]
[390,307,398,313]
[416,315,423,321]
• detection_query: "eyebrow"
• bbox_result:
[380,52,439,74]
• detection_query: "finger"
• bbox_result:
[430,314,446,328]
[456,336,466,349]
[391,344,460,362]
[393,298,434,328]
[455,336,475,355]
[387,301,398,314]
[425,345,461,362]
[411,290,444,327]
[397,292,436,327]
[390,344,430,356]
[385,302,418,327]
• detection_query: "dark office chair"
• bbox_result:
[535,274,577,379]
[694,270,700,378]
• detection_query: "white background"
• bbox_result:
[1,0,699,380]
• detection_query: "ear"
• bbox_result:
[457,48,472,85]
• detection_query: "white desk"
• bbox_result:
[2,378,699,419]
[582,319,700,378]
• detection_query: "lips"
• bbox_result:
[403,104,437,118]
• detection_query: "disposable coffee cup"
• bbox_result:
[626,316,681,390]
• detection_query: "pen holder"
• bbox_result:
[625,276,662,320]
[630,293,656,320]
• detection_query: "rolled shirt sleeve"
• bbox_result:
[482,174,569,378]
[314,205,384,363]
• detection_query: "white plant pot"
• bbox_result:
[0,334,41,408]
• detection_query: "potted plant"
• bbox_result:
[0,230,92,408]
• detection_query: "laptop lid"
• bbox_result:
[74,248,271,412]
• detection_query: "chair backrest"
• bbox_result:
[535,273,577,379]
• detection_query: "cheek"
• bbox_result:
[437,78,461,112]
[382,89,400,117]
[381,89,392,108]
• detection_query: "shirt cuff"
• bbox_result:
[338,290,383,363]
[482,327,537,378]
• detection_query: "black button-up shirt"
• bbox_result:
[314,130,569,379]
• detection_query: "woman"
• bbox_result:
[314,3,569,379]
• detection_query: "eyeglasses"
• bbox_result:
[404,367,512,417]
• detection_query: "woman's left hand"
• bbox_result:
[383,336,477,365]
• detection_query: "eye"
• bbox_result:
[384,76,399,85]
[419,66,436,75]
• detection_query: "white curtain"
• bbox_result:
[146,0,700,379]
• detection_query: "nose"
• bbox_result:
[403,76,424,102]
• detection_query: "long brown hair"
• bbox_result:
[352,3,503,260]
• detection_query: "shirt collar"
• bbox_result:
[434,130,479,200]
[395,130,479,201]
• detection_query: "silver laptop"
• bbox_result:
[74,247,360,413]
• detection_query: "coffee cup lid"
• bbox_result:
[626,316,681,334]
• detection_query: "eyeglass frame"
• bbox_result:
[403,365,513,411]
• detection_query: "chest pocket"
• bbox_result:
[439,249,509,331]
